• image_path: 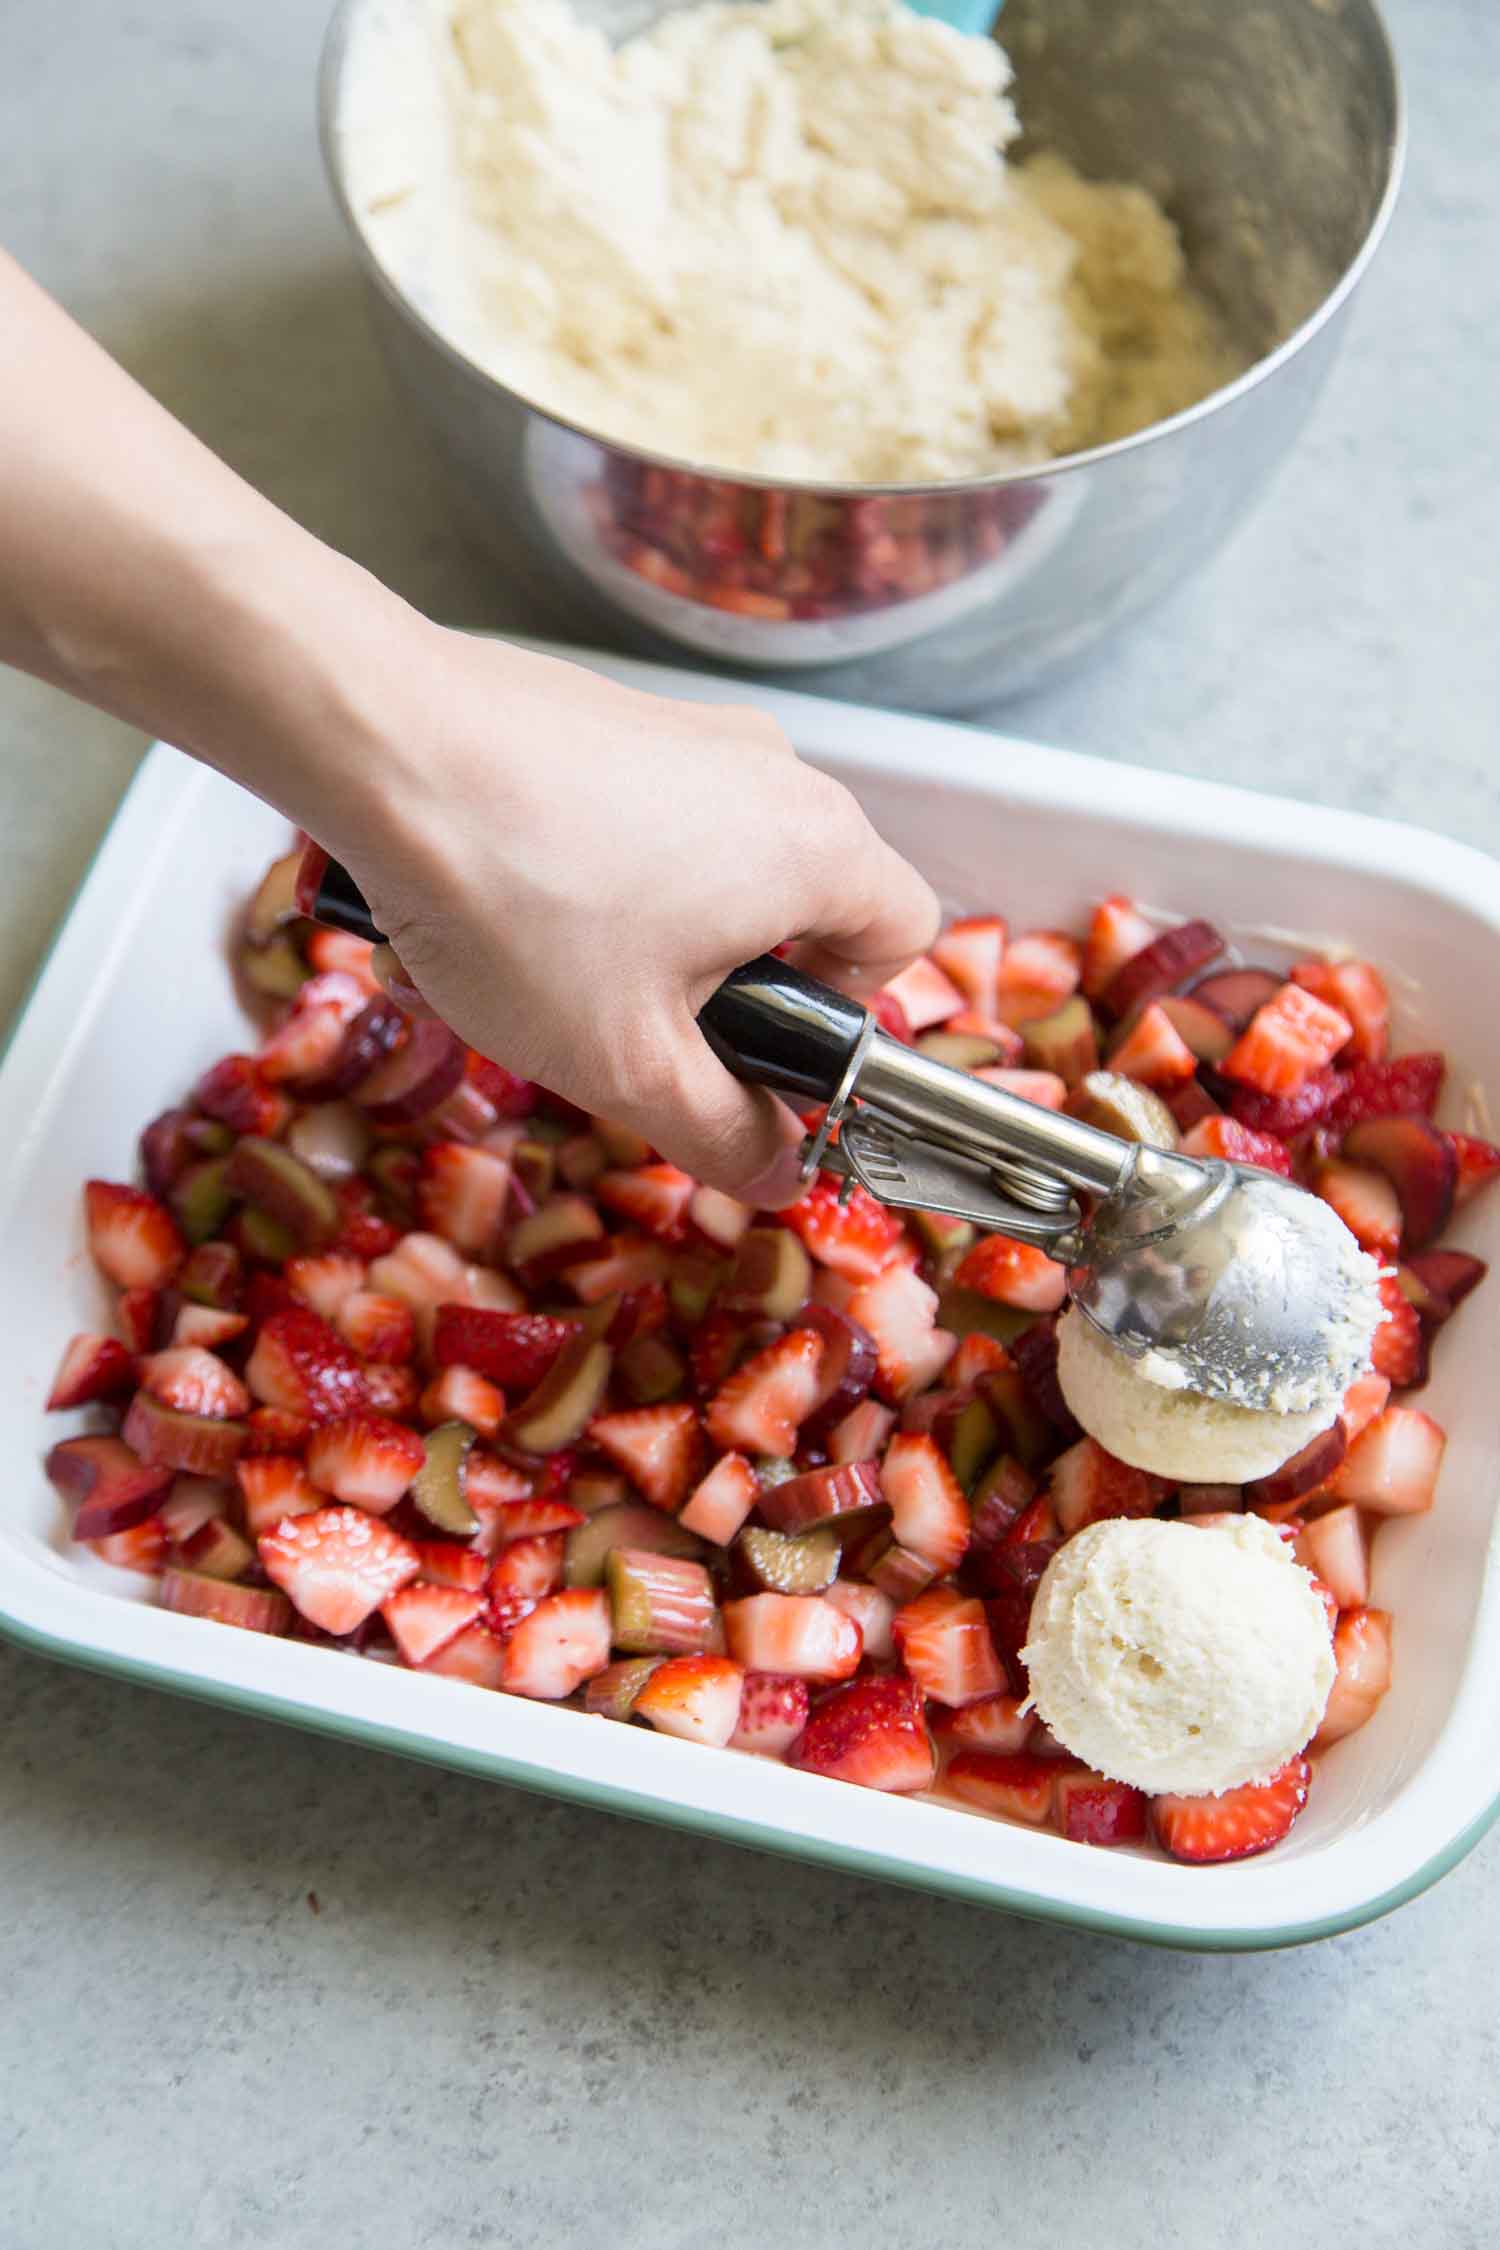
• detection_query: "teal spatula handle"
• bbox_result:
[904,0,1002,34]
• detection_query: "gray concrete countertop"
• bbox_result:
[2,4,1497,2244]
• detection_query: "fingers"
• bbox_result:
[369,943,434,1018]
[789,796,941,997]
[618,1026,810,1205]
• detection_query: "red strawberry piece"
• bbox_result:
[949,1333,1012,1388]
[1107,1002,1199,1089]
[1225,983,1353,1097]
[1243,1421,1347,1518]
[606,1280,671,1348]
[556,1233,667,1307]
[783,1174,904,1283]
[1294,1503,1370,1611]
[303,926,378,984]
[1052,1769,1148,1846]
[1402,1249,1487,1321]
[1081,896,1156,1001]
[484,1498,586,1542]
[419,1365,506,1437]
[138,1345,250,1423]
[259,1503,419,1635]
[157,1567,290,1632]
[1166,1079,1221,1133]
[633,1654,745,1746]
[1341,1115,1456,1251]
[1227,1071,1341,1138]
[283,1251,368,1324]
[706,1326,825,1456]
[931,1692,1032,1754]
[846,1264,956,1404]
[971,1066,1068,1111]
[1002,1495,1062,1551]
[755,1457,885,1537]
[242,1405,315,1457]
[823,1577,896,1661]
[410,1542,490,1592]
[880,953,966,1032]
[1335,1404,1444,1515]
[595,1163,697,1242]
[361,1363,420,1420]
[333,1188,402,1262]
[305,1414,426,1513]
[419,1620,510,1688]
[500,1586,611,1698]
[1314,1606,1393,1746]
[946,1009,1026,1064]
[1152,1755,1312,1863]
[1310,1158,1403,1258]
[688,1184,753,1249]
[172,1304,249,1350]
[893,1586,1008,1706]
[1327,1051,1446,1129]
[1179,1115,1295,1176]
[788,1673,935,1793]
[932,915,1008,1017]
[1340,1371,1392,1447]
[952,1234,1067,1313]
[336,1289,416,1364]
[946,1749,1058,1825]
[1371,1269,1424,1387]
[45,1434,172,1540]
[687,1308,754,1397]
[413,1142,513,1258]
[722,1592,862,1681]
[1101,919,1223,1019]
[1048,1436,1173,1536]
[879,1432,970,1575]
[463,1448,535,1519]
[1291,958,1389,1063]
[1446,1129,1500,1206]
[117,1286,162,1354]
[589,1403,702,1511]
[85,1517,170,1574]
[294,995,409,1104]
[730,1671,811,1757]
[995,930,1083,1025]
[381,1581,486,1666]
[46,1333,137,1411]
[194,1054,289,1137]
[122,1390,249,1477]
[825,1397,897,1468]
[867,987,913,1043]
[431,1305,574,1391]
[486,1531,567,1635]
[969,1457,1040,1552]
[84,1180,185,1291]
[257,971,368,1084]
[242,1269,300,1329]
[465,1053,540,1120]
[245,1305,371,1424]
[678,1452,759,1545]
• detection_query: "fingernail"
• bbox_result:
[740,1140,810,1212]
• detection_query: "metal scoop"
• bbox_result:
[301,859,1368,1414]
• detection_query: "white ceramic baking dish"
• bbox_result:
[4,643,1497,1950]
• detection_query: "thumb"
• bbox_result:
[617,1022,810,1208]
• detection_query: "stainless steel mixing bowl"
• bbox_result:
[319,0,1403,712]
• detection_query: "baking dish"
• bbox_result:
[3,642,1497,1950]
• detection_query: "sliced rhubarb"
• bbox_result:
[733,1524,840,1595]
[1187,965,1283,1030]
[606,1546,719,1655]
[170,1156,236,1247]
[226,1137,340,1251]
[411,1420,479,1536]
[584,1654,666,1719]
[1020,995,1098,1086]
[177,1516,255,1582]
[505,1195,606,1285]
[915,1030,1007,1070]
[1070,1071,1179,1148]
[46,1333,137,1411]
[504,1335,611,1456]
[1342,1115,1457,1251]
[753,1457,885,1537]
[46,1434,172,1539]
[244,846,303,946]
[122,1390,249,1477]
[563,1501,706,1588]
[720,1226,812,1320]
[177,1241,243,1309]
[793,1304,879,1436]
[359,1020,465,1125]
[1102,919,1223,1019]
[1155,993,1234,1064]
[616,1332,689,1405]
[1243,1420,1346,1511]
[158,1566,291,1635]
[1402,1249,1487,1320]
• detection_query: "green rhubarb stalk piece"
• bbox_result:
[606,1546,719,1655]
[412,1419,478,1536]
[504,1335,612,1454]
[734,1524,840,1596]
[225,1137,339,1251]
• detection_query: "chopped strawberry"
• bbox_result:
[705,1326,824,1456]
[677,1451,759,1545]
[419,1364,506,1437]
[361,1364,420,1420]
[430,1304,573,1391]
[86,1517,171,1575]
[880,954,965,1033]
[419,1620,510,1689]
[893,1587,1008,1706]
[193,1054,289,1138]
[1081,896,1156,1001]
[482,1498,586,1543]
[1311,1159,1402,1258]
[415,1142,512,1257]
[1291,958,1389,1063]
[171,1303,249,1351]
[1225,983,1353,1096]
[1179,1115,1294,1177]
[1447,1129,1500,1207]
[594,1162,696,1242]
[1371,1270,1424,1387]
[1052,1770,1149,1846]
[822,1577,896,1661]
[589,1403,702,1511]
[1335,1405,1445,1515]
[465,1054,539,1121]
[335,1289,416,1364]
[46,1333,137,1411]
[138,1345,250,1421]
[846,1264,956,1403]
[256,971,368,1084]
[285,1251,367,1323]
[332,1189,402,1263]
[970,1456,1040,1551]
[501,1587,611,1699]
[950,1333,1013,1388]
[382,1581,486,1666]
[632,1654,745,1747]
[1152,1755,1312,1863]
[485,1531,567,1635]
[242,1405,315,1456]
[730,1671,811,1757]
[245,1305,370,1424]
[722,1593,862,1681]
[236,1454,325,1539]
[688,1185,752,1249]
[1314,1606,1393,1746]
[1327,1051,1445,1129]
[84,1181,184,1291]
[782,1174,903,1282]
[304,926,378,984]
[1228,1072,1342,1139]
[946,1750,1058,1825]
[787,1674,935,1793]
[970,1066,1068,1110]
[1339,1371,1391,1446]
[951,1234,1067,1313]
[1107,1001,1199,1089]
[869,988,912,1043]
[931,915,1008,1016]
[879,1432,970,1575]
[116,1286,162,1354]
[1048,1436,1173,1536]
[995,931,1082,1026]
[931,1692,1032,1754]
[305,1414,426,1514]
[1294,1504,1370,1611]
[259,1504,419,1635]
[410,1542,490,1592]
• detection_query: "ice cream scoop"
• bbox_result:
[1022,1516,1336,1795]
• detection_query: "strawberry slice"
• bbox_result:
[1447,1130,1500,1206]
[410,1542,490,1592]
[1294,1503,1370,1611]
[951,1234,1067,1313]
[361,1365,420,1420]
[1225,983,1353,1097]
[1371,1269,1425,1387]
[722,1592,862,1681]
[285,1252,368,1323]
[304,926,378,984]
[488,1497,588,1543]
[486,1530,567,1635]
[117,1286,163,1354]
[705,1326,825,1456]
[419,1365,506,1438]
[782,1174,903,1282]
[729,1671,811,1757]
[823,1577,896,1661]
[931,915,1008,1017]
[1310,1159,1402,1258]
[417,1142,513,1257]
[1342,1116,1456,1251]
[930,1692,1032,1754]
[787,1674,935,1793]
[1179,1115,1294,1177]
[1227,1072,1341,1138]
[632,1654,745,1747]
[1291,958,1389,1063]
[1052,1769,1148,1846]
[995,931,1082,1025]
[238,1453,321,1542]
[336,1290,416,1364]
[85,1517,170,1574]
[949,1333,1013,1388]
[84,1180,185,1290]
[431,1305,573,1389]
[1108,1001,1199,1089]
[1048,1436,1173,1536]
[971,1066,1068,1111]
[1152,1755,1312,1863]
[945,1749,1058,1825]
[677,1451,759,1545]
[589,1403,703,1511]
[1327,1051,1445,1128]
[193,1054,289,1138]
[172,1304,249,1351]
[594,1163,696,1241]
[245,1305,371,1424]
[500,1587,611,1699]
[420,1620,510,1689]
[305,1413,426,1513]
[139,1345,250,1420]
[465,1054,539,1121]
[846,1264,956,1403]
[1314,1606,1393,1746]
[893,1586,1008,1706]
[880,954,965,1033]
[381,1581,486,1666]
[259,1504,420,1635]
[878,1432,970,1575]
[1081,896,1156,1001]
[46,1333,137,1411]
[256,970,368,1084]
[1335,1404,1445,1515]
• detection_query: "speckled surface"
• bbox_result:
[2,2,1498,2242]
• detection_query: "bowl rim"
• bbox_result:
[315,0,1407,500]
